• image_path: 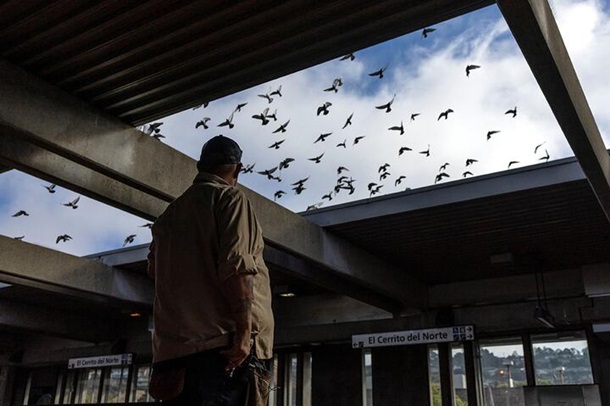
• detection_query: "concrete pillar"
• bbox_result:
[372,345,430,405]
[311,345,362,406]
[589,334,610,405]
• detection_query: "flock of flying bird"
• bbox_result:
[9,184,149,245]
[142,26,549,211]
[8,25,555,244]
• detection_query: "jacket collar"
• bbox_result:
[193,171,231,186]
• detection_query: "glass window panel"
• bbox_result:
[62,371,76,404]
[74,368,102,404]
[531,331,593,385]
[267,355,279,406]
[362,349,373,406]
[479,337,526,406]
[101,367,129,403]
[130,365,153,403]
[285,353,298,406]
[302,352,312,406]
[54,372,64,404]
[428,345,441,406]
[452,343,468,406]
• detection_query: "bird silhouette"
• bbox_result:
[539,149,550,162]
[339,53,356,61]
[353,136,365,145]
[293,184,306,195]
[422,27,436,38]
[534,142,546,154]
[370,185,383,196]
[435,172,450,183]
[56,234,72,244]
[505,106,517,118]
[14,235,25,241]
[258,166,279,180]
[195,117,211,129]
[322,192,333,201]
[378,163,390,173]
[63,196,80,209]
[508,161,520,168]
[463,171,474,177]
[217,112,234,129]
[342,113,353,129]
[388,121,404,135]
[273,120,290,133]
[419,145,431,157]
[466,64,481,77]
[123,234,136,247]
[395,176,406,186]
[252,108,270,125]
[399,146,412,155]
[367,183,378,191]
[279,158,295,170]
[336,139,347,148]
[375,94,395,113]
[379,171,391,181]
[145,122,163,135]
[140,223,153,229]
[439,163,450,171]
[268,140,285,149]
[270,85,283,97]
[486,130,500,141]
[324,78,343,93]
[308,153,324,163]
[292,177,309,187]
[258,93,273,104]
[368,66,388,79]
[241,163,255,174]
[465,158,478,166]
[317,102,332,116]
[314,133,332,143]
[337,166,349,174]
[438,109,454,120]
[410,113,420,121]
[43,183,57,193]
[273,190,286,201]
[234,102,248,113]
[266,109,278,121]
[12,210,29,217]
[152,132,165,141]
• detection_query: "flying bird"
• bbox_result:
[273,120,290,133]
[324,78,344,93]
[317,102,332,116]
[308,153,324,163]
[368,65,388,79]
[234,102,248,113]
[43,183,57,193]
[465,158,478,166]
[268,140,285,149]
[342,113,353,129]
[217,112,234,129]
[353,136,365,145]
[508,160,520,168]
[241,163,255,174]
[274,190,286,201]
[463,171,474,177]
[322,192,333,201]
[399,146,412,155]
[336,139,347,148]
[258,166,279,180]
[195,117,211,129]
[270,85,283,97]
[375,94,395,113]
[370,185,383,196]
[258,92,273,104]
[252,108,270,125]
[337,166,349,174]
[367,182,378,191]
[395,176,406,186]
[266,109,278,121]
[410,113,420,121]
[539,149,550,162]
[314,132,332,143]
[438,109,454,120]
[63,196,80,209]
[379,171,391,181]
[12,210,29,217]
[339,53,355,61]
[435,172,450,183]
[152,132,165,141]
[123,234,136,247]
[534,142,546,154]
[378,163,390,173]
[293,184,306,195]
[466,64,481,77]
[56,234,72,244]
[292,177,309,187]
[279,158,295,170]
[144,122,163,135]
[388,121,404,135]
[14,236,25,241]
[419,145,431,157]
[140,223,153,229]
[486,130,500,141]
[422,27,436,38]
[439,163,450,172]
[505,106,517,118]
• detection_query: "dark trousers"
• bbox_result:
[162,349,270,406]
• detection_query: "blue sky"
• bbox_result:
[2,0,609,257]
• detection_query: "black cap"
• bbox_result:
[197,135,242,171]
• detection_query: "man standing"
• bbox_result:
[147,135,274,405]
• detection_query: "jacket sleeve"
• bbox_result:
[215,188,259,282]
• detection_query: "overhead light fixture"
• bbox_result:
[534,306,555,329]
[129,312,141,318]
[279,292,296,298]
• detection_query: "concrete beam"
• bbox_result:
[0,60,427,310]
[0,300,114,343]
[0,236,153,306]
[0,164,10,174]
[497,0,610,222]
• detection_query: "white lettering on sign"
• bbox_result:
[68,354,133,369]
[352,326,474,349]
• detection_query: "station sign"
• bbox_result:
[68,353,133,369]
[352,325,475,349]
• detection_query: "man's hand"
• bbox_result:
[222,273,254,373]
[221,331,251,373]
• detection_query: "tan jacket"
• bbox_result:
[147,172,274,363]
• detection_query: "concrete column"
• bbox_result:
[311,345,362,406]
[372,345,430,405]
[589,334,610,405]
